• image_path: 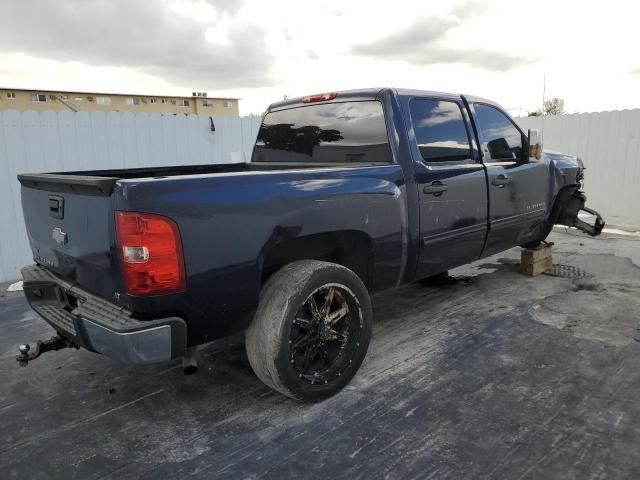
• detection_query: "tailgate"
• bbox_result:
[18,173,120,299]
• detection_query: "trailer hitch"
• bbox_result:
[16,335,77,366]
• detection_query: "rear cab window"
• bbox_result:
[409,99,473,164]
[252,101,392,164]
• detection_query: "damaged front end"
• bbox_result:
[543,149,605,238]
[555,189,605,237]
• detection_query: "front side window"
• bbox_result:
[31,93,46,103]
[253,101,391,164]
[96,96,111,105]
[410,99,472,163]
[473,104,525,162]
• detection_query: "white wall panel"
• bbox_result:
[3,108,637,282]
[0,110,261,282]
[517,110,640,227]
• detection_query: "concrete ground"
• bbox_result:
[1,228,640,479]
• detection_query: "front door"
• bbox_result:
[469,102,550,256]
[408,98,488,279]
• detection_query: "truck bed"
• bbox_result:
[18,162,385,196]
[17,156,407,345]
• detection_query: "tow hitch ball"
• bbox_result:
[16,335,76,366]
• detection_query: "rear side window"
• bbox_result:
[473,104,525,161]
[409,99,472,163]
[252,101,391,164]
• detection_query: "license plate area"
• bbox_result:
[24,281,78,311]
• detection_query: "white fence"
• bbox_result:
[516,110,640,227]
[0,110,261,282]
[1,109,639,282]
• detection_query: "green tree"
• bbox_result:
[543,97,565,115]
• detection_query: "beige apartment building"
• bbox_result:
[0,88,240,116]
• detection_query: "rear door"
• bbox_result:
[468,103,550,256]
[407,97,488,279]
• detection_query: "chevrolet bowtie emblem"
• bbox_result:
[52,227,67,245]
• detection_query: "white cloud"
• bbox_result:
[0,0,639,115]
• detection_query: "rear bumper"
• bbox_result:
[21,265,187,363]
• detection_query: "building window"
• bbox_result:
[149,98,157,104]
[170,99,177,105]
[202,100,213,107]
[126,98,141,106]
[161,99,167,104]
[60,94,68,100]
[74,97,83,102]
[31,93,47,103]
[6,92,16,99]
[96,97,111,105]
[223,100,233,108]
[179,99,190,107]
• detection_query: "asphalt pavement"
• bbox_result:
[1,228,640,479]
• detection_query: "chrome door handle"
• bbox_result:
[423,181,448,195]
[491,175,512,187]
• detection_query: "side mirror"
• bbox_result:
[487,137,514,160]
[528,128,543,159]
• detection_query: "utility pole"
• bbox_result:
[542,72,546,115]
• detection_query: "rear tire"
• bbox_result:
[245,260,372,402]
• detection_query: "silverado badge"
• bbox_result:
[52,227,67,245]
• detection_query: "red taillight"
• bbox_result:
[302,92,338,103]
[115,211,186,296]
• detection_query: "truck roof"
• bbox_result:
[267,88,499,112]
[267,88,388,111]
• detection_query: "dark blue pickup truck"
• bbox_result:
[16,88,603,401]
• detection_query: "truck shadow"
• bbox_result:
[5,251,640,479]
[0,259,551,476]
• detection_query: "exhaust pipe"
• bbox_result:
[182,347,198,375]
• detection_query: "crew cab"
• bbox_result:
[16,88,604,401]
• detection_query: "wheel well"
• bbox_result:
[551,185,581,224]
[260,231,374,289]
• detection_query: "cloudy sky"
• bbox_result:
[1,0,639,116]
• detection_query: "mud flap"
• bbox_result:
[556,191,605,237]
